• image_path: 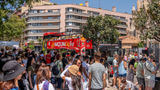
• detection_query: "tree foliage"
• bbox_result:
[0,0,39,41]
[133,0,160,42]
[0,14,26,41]
[28,40,35,50]
[82,15,120,47]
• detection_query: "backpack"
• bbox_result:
[43,81,49,90]
[52,61,60,75]
[37,81,49,90]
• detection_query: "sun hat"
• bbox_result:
[68,65,79,76]
[2,60,25,81]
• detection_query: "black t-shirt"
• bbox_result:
[62,57,68,69]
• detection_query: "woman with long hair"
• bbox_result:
[34,65,55,90]
[72,58,82,73]
[118,56,127,89]
[61,65,82,90]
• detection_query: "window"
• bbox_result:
[48,10,53,13]
[68,22,73,26]
[120,17,126,20]
[48,17,53,19]
[68,8,73,12]
[31,23,41,26]
[33,10,38,13]
[39,10,44,13]
[48,23,53,26]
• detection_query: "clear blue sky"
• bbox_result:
[51,0,137,14]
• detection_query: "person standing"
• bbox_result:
[61,65,82,90]
[88,55,106,90]
[45,50,52,64]
[112,55,118,88]
[143,56,156,90]
[54,54,63,90]
[62,53,68,70]
[136,58,145,90]
[118,56,127,89]
[34,65,55,90]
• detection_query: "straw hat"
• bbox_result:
[68,65,79,76]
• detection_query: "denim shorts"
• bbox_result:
[118,73,127,77]
[113,72,118,77]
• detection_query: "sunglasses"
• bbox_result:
[78,62,81,65]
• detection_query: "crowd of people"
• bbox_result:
[112,52,160,90]
[0,47,159,90]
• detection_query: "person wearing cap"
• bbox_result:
[0,61,25,90]
[60,65,82,90]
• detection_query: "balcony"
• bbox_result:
[116,24,128,28]
[24,40,39,43]
[118,30,127,35]
[66,12,90,17]
[27,19,60,23]
[26,26,60,30]
[28,12,60,17]
[24,33,44,37]
[66,18,87,23]
[113,17,128,22]
[66,25,80,29]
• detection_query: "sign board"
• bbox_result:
[46,38,92,53]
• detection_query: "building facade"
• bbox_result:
[19,1,134,49]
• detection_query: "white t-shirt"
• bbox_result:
[61,68,73,90]
[34,81,55,90]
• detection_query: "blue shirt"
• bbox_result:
[118,61,127,75]
[10,87,18,90]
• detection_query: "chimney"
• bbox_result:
[112,6,116,12]
[85,1,89,7]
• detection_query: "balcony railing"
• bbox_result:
[27,19,60,23]
[28,12,60,17]
[118,30,127,34]
[24,40,39,43]
[66,25,80,29]
[66,12,90,17]
[24,33,44,37]
[26,26,60,30]
[113,17,128,22]
[116,24,128,28]
[66,18,87,23]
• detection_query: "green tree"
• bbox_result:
[0,14,26,41]
[133,0,160,42]
[0,0,39,41]
[82,15,120,50]
[28,40,35,50]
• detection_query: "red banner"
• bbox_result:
[47,39,80,50]
[47,38,92,52]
